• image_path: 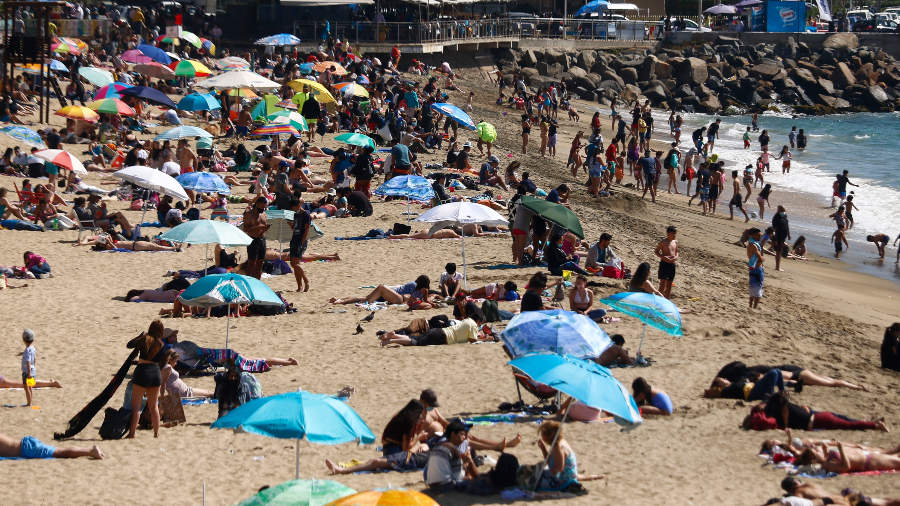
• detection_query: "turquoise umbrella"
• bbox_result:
[334,132,375,149]
[178,92,220,112]
[212,391,376,479]
[155,125,213,141]
[500,310,612,359]
[234,479,356,506]
[78,67,114,87]
[175,172,231,194]
[0,126,47,149]
[178,273,282,348]
[598,292,682,357]
[159,220,250,272]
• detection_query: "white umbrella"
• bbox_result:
[32,149,87,174]
[113,165,189,224]
[414,202,508,288]
[194,70,281,92]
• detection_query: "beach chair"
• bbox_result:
[76,216,102,241]
[502,345,558,409]
[13,182,41,207]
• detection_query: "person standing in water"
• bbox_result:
[867,233,890,259]
[844,194,859,230]
[832,227,849,259]
[776,145,792,174]
[788,126,797,149]
[796,129,807,149]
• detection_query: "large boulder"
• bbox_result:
[568,66,587,79]
[797,60,826,78]
[574,76,595,91]
[675,57,709,86]
[597,80,623,94]
[823,33,859,51]
[817,78,835,96]
[496,48,518,63]
[521,50,538,67]
[830,62,857,89]
[601,70,625,88]
[543,49,562,64]
[520,67,539,79]
[655,61,672,79]
[866,85,889,104]
[699,94,722,111]
[640,55,659,81]
[620,57,644,69]
[749,64,785,81]
[585,72,603,86]
[642,84,668,104]
[576,50,596,72]
[715,34,742,49]
[536,62,551,77]
[619,67,639,85]
[620,84,641,103]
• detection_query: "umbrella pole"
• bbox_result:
[225,309,231,350]
[461,232,467,290]
[636,323,647,357]
[295,438,301,479]
[205,243,209,273]
[406,198,410,225]
[533,401,570,491]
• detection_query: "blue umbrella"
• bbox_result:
[501,310,612,359]
[598,292,682,357]
[373,175,435,224]
[174,172,231,194]
[178,273,282,348]
[298,62,315,74]
[137,43,172,65]
[0,126,47,149]
[155,126,213,141]
[159,219,248,272]
[50,59,67,71]
[429,102,476,131]
[255,33,302,46]
[118,86,178,109]
[212,391,376,478]
[177,92,220,112]
[576,0,610,16]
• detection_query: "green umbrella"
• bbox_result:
[234,479,356,506]
[334,132,375,149]
[266,110,309,131]
[519,195,584,239]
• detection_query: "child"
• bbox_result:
[760,147,770,172]
[567,103,579,122]
[743,126,751,149]
[754,157,765,188]
[789,126,797,148]
[439,262,463,297]
[833,227,849,259]
[844,194,858,230]
[466,92,474,113]
[615,153,625,185]
[22,329,36,407]
[609,99,618,130]
[776,145,792,174]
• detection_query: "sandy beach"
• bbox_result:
[1,62,899,506]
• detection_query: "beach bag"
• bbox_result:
[481,300,500,323]
[98,407,132,440]
[130,199,144,211]
[602,265,623,279]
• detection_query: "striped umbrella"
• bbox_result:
[154,126,213,141]
[33,149,87,174]
[169,59,212,77]
[154,34,181,46]
[133,62,176,79]
[275,100,297,110]
[334,82,369,98]
[0,126,47,149]
[312,61,346,75]
[121,49,154,64]
[200,38,216,55]
[93,83,132,100]
[86,98,135,116]
[59,37,87,51]
[55,105,100,122]
[252,123,300,137]
[255,33,301,46]
[266,110,308,131]
[179,31,202,48]
[52,40,81,55]
[218,56,249,71]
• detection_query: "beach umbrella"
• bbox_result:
[33,149,87,174]
[576,0,609,16]
[501,310,612,359]
[55,105,100,123]
[704,4,737,14]
[518,195,584,239]
[93,83,132,100]
[312,61,345,75]
[137,44,172,65]
[166,52,182,62]
[598,292,682,357]
[252,124,301,137]
[178,273,282,349]
[287,79,335,103]
[50,59,68,72]
[228,88,257,98]
[234,479,356,506]
[160,219,248,272]
[118,86,178,108]
[218,56,250,71]
[255,33,302,46]
[275,100,298,110]
[78,67,114,87]
[212,390,376,479]
[429,102,476,130]
[121,49,154,64]
[263,209,323,252]
[736,0,763,5]
[179,30,202,48]
[155,126,213,141]
[174,172,231,195]
[373,175,434,225]
[16,63,60,75]
[334,82,369,98]
[509,353,642,429]
[195,70,281,92]
[414,201,508,288]
[356,75,370,85]
[86,98,135,116]
[178,92,220,112]
[59,37,87,51]
[0,126,47,149]
[325,489,438,506]
[266,110,308,131]
[334,132,374,149]
[132,62,177,79]
[51,40,81,55]
[154,34,181,46]
[114,165,189,224]
[169,60,211,77]
[298,62,315,74]
[200,38,215,55]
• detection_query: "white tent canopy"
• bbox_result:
[194,71,282,92]
[281,0,372,4]
[604,2,640,10]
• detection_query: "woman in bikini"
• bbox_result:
[0,188,28,221]
[567,131,584,177]
[387,228,461,240]
[89,234,182,252]
[329,275,431,305]
[568,274,610,323]
[799,441,900,473]
[159,350,214,398]
[521,114,532,155]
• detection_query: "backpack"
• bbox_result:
[481,299,500,323]
[663,154,671,170]
[98,407,132,440]
[460,176,479,190]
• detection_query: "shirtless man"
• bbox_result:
[781,477,849,506]
[418,389,522,452]
[592,334,635,366]
[243,197,270,279]
[654,225,678,299]
[0,431,104,460]
[235,106,253,138]
[729,170,749,223]
[866,233,890,259]
[178,139,199,202]
[388,228,462,240]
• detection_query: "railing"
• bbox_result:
[6,18,113,39]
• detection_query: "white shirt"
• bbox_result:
[74,5,84,19]
[136,149,148,161]
[440,271,463,285]
[161,161,181,176]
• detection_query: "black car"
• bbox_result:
[852,18,899,32]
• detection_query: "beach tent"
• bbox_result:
[251,95,286,120]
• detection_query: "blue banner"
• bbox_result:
[750,5,766,32]
[766,1,806,32]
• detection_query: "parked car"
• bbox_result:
[852,18,898,32]
[506,12,538,34]
[655,16,711,32]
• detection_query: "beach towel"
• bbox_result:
[138,221,165,228]
[196,347,271,373]
[54,349,138,440]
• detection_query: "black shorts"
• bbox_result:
[247,237,267,260]
[658,261,676,281]
[410,328,447,346]
[615,132,626,143]
[709,186,720,200]
[289,238,307,260]
[133,363,162,388]
[730,194,743,208]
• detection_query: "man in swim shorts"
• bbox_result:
[0,432,104,459]
[654,226,678,299]
[866,233,890,259]
[244,196,270,279]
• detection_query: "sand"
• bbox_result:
[1,64,899,506]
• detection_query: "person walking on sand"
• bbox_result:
[833,227,849,259]
[21,329,36,407]
[772,205,791,272]
[665,143,681,194]
[747,228,764,309]
[639,150,657,203]
[654,226,678,299]
[288,199,311,292]
[729,171,750,223]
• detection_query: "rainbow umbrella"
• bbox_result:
[169,59,211,77]
[325,489,438,506]
[334,82,368,98]
[51,40,81,55]
[86,98,135,116]
[345,54,362,63]
[133,62,176,79]
[266,110,308,131]
[218,56,249,71]
[312,61,346,75]
[154,34,181,46]
[228,88,257,98]
[59,37,87,50]
[252,123,300,137]
[121,49,153,64]
[93,83,132,100]
[200,38,215,55]
[33,149,87,174]
[55,105,99,122]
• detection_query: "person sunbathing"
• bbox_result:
[843,490,900,506]
[159,350,214,398]
[779,477,849,506]
[712,362,869,393]
[760,392,887,432]
[266,248,341,262]
[0,375,62,389]
[380,312,491,347]
[329,275,430,305]
[388,228,462,240]
[0,432,103,460]
[460,224,509,236]
[468,281,518,301]
[762,430,900,457]
[798,441,900,473]
[88,234,182,252]
[417,388,523,450]
[632,377,673,416]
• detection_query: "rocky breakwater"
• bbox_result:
[493,33,900,115]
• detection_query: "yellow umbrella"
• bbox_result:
[287,79,335,103]
[325,489,438,506]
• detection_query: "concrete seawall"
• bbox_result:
[666,31,900,59]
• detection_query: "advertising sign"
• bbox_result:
[766,1,806,32]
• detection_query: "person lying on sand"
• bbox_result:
[761,430,900,457]
[87,234,182,252]
[711,362,869,394]
[778,477,850,506]
[759,392,887,432]
[329,275,430,305]
[843,489,900,506]
[467,281,518,301]
[387,228,462,240]
[379,311,492,347]
[0,376,61,389]
[0,432,104,460]
[798,441,900,473]
[417,388,523,450]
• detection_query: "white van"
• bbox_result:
[847,9,873,20]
